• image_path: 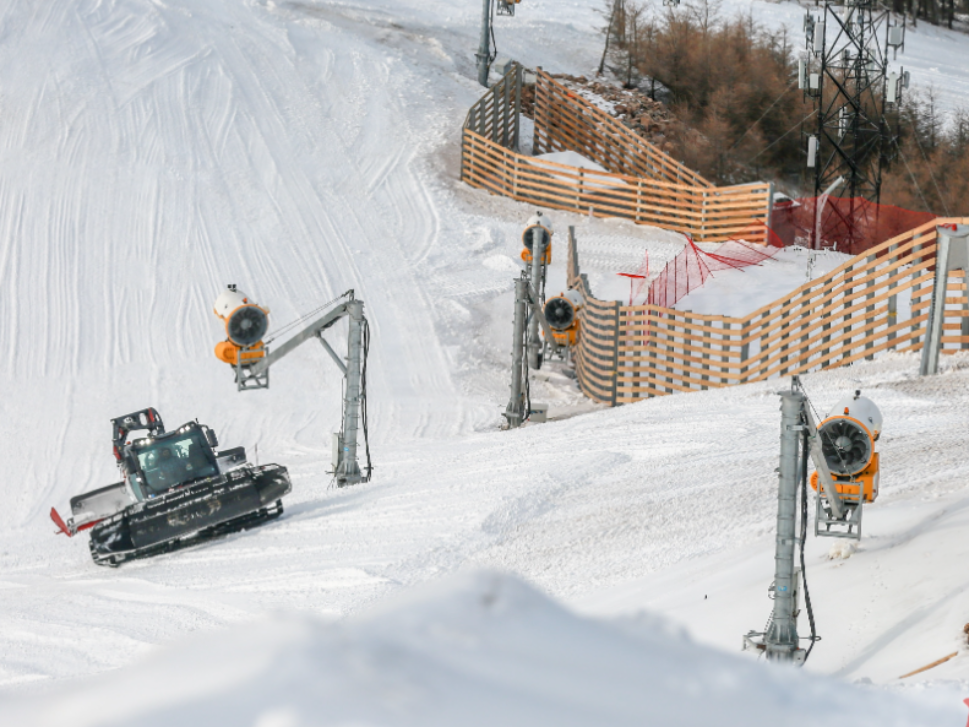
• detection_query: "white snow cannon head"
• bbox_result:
[213,285,270,365]
[810,390,882,503]
[543,289,584,346]
[521,211,553,263]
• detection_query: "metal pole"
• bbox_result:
[765,389,805,663]
[921,225,969,375]
[527,227,545,369]
[505,276,528,428]
[921,231,952,376]
[338,299,365,486]
[476,0,492,88]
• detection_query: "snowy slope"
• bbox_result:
[2,0,969,722]
[1,572,963,727]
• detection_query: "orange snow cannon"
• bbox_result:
[810,391,882,504]
[520,212,553,264]
[213,284,270,365]
[543,289,584,346]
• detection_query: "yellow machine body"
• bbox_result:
[521,244,552,265]
[215,340,266,366]
[548,322,579,346]
[809,393,882,505]
[212,285,270,366]
[810,453,879,504]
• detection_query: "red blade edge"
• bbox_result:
[50,507,74,537]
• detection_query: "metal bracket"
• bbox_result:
[815,490,862,540]
[318,335,347,375]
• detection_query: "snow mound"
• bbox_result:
[0,572,959,727]
[534,150,612,175]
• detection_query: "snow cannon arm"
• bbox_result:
[215,289,357,391]
[802,404,844,520]
[524,283,558,346]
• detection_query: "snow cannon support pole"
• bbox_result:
[504,275,529,428]
[920,225,969,376]
[337,299,365,487]
[765,388,806,664]
[527,227,545,370]
[220,291,370,487]
[476,0,492,87]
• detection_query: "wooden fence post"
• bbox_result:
[779,299,791,375]
[842,265,854,361]
[666,313,676,392]
[865,253,876,360]
[701,315,710,388]
[612,302,621,406]
[911,238,923,348]
[962,270,969,350]
[799,289,811,374]
[739,324,750,384]
[758,308,771,381]
[887,243,898,348]
[512,153,520,200]
[636,179,643,224]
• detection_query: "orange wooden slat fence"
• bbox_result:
[461,66,773,244]
[566,221,969,405]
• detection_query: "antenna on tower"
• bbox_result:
[799,2,909,248]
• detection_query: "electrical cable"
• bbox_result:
[728,80,797,152]
[911,125,951,216]
[360,316,373,482]
[796,378,852,476]
[489,0,498,64]
[892,136,934,214]
[748,109,818,163]
[522,308,532,420]
[264,289,354,345]
[798,422,821,663]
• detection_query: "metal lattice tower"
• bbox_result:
[801,2,907,206]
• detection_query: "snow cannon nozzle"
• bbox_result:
[521,211,554,259]
[213,286,270,365]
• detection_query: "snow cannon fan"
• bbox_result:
[543,289,584,346]
[810,390,882,504]
[213,284,270,366]
[520,212,553,264]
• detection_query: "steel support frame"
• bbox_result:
[527,227,547,370]
[476,0,492,87]
[231,295,369,487]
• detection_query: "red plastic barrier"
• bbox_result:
[646,226,780,309]
[769,196,935,256]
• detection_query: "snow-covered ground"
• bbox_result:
[2,0,969,724]
[673,246,853,316]
[2,571,965,727]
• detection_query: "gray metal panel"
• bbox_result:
[921,225,969,376]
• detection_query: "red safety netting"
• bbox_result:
[637,199,934,310]
[768,196,935,256]
[644,224,781,309]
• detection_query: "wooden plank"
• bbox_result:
[534,71,709,187]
